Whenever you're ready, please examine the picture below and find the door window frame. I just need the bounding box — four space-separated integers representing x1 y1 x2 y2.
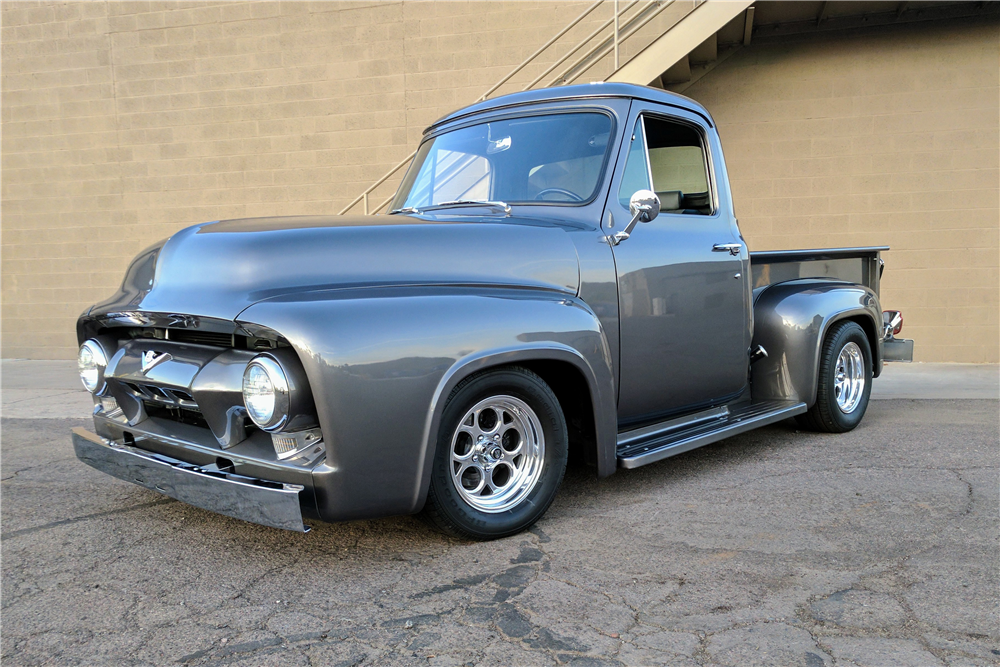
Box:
605 105 722 229
643 114 715 215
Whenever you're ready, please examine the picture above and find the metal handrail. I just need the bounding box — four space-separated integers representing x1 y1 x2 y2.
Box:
476 0 604 102
545 0 655 87
554 0 678 86
614 0 620 69
521 0 642 92
337 149 418 215
342 0 687 215
372 192 396 215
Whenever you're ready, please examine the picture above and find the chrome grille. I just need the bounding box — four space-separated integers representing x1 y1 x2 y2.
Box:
120 326 285 351
102 338 256 441
122 382 198 410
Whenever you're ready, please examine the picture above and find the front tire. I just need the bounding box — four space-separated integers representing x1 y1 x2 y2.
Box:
422 366 568 540
797 320 873 433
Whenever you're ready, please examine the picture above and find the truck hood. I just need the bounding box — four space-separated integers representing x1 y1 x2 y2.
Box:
91 215 581 322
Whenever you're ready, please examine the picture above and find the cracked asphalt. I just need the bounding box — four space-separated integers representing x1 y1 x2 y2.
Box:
2 399 997 666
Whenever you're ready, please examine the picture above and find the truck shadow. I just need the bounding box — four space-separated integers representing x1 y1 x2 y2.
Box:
49 411 880 555
147 416 840 547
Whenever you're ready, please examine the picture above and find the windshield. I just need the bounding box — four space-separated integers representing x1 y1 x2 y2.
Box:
391 112 614 211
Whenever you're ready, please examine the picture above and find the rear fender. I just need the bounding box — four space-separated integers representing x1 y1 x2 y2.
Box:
237 286 616 522
751 280 882 407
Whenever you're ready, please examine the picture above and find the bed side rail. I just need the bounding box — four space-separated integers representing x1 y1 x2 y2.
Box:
750 246 889 295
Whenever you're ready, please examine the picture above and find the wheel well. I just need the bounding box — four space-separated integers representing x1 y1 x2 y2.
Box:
838 314 880 377
517 360 599 473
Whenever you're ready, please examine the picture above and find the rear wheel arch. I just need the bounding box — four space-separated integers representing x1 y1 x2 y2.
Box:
812 309 880 404
751 281 883 407
830 312 882 379
797 319 873 432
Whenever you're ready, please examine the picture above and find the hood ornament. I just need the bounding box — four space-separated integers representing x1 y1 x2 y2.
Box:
141 350 172 374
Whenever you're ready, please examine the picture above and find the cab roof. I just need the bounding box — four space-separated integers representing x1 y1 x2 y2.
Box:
427 82 714 134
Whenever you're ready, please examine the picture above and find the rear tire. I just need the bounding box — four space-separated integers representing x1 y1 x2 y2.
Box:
796 321 872 433
422 366 567 540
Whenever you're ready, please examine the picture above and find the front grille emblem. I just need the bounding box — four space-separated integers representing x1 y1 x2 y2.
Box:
141 350 172 374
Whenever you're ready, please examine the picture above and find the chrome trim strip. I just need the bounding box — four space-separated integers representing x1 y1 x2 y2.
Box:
72 427 309 532
617 405 729 448
749 246 889 262
618 402 806 469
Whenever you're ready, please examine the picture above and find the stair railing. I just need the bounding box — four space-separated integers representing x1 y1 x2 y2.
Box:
339 0 681 215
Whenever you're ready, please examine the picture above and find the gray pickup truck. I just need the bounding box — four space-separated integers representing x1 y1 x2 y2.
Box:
72 83 913 540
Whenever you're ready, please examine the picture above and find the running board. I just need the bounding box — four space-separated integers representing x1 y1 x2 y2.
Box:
617 400 807 469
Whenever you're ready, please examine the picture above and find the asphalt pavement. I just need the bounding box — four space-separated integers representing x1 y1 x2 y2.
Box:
1 363 998 666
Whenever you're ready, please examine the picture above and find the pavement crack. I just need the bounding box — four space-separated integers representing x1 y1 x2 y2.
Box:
801 622 836 665
1 457 77 481
949 468 975 516
2 389 87 406
1 498 175 539
705 463 994 493
692 630 711 665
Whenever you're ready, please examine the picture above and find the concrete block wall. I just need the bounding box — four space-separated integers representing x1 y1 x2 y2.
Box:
685 18 999 363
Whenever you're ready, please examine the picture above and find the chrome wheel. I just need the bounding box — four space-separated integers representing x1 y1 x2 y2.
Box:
449 395 545 513
835 341 865 413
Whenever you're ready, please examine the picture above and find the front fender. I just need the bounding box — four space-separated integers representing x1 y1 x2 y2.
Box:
751 280 882 407
237 286 615 522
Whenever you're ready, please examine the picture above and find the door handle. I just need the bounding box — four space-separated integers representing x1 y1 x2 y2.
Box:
713 243 743 256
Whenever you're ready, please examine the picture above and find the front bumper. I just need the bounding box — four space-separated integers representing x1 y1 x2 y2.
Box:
72 427 310 532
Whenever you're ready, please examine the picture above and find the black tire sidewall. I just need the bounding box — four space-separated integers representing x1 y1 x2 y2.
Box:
818 322 873 431
427 368 567 539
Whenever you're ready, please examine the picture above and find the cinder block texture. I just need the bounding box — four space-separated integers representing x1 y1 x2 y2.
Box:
686 19 999 363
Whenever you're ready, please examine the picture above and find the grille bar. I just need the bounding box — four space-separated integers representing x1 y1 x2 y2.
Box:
167 329 236 347
121 382 199 410
120 326 286 351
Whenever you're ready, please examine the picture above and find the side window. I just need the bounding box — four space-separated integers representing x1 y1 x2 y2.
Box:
617 117 651 208
643 116 712 215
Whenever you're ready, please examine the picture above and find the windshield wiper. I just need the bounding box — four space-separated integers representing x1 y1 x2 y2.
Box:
421 200 511 215
388 206 419 215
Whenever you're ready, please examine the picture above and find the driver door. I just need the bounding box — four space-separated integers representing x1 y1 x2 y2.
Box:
607 107 749 428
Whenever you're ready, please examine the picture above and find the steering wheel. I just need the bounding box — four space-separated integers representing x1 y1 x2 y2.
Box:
535 187 584 202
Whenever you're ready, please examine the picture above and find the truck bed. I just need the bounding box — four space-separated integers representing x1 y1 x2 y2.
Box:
750 246 888 296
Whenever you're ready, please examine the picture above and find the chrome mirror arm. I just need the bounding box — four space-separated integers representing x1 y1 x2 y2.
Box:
611 209 644 245
610 189 660 246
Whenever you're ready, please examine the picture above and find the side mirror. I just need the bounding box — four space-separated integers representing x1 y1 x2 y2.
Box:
629 189 660 223
612 189 660 245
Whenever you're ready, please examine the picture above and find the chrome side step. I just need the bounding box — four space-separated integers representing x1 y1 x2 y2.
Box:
616 400 807 469
617 405 730 448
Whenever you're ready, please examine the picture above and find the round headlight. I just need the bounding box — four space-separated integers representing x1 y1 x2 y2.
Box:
78 340 109 394
242 356 289 430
